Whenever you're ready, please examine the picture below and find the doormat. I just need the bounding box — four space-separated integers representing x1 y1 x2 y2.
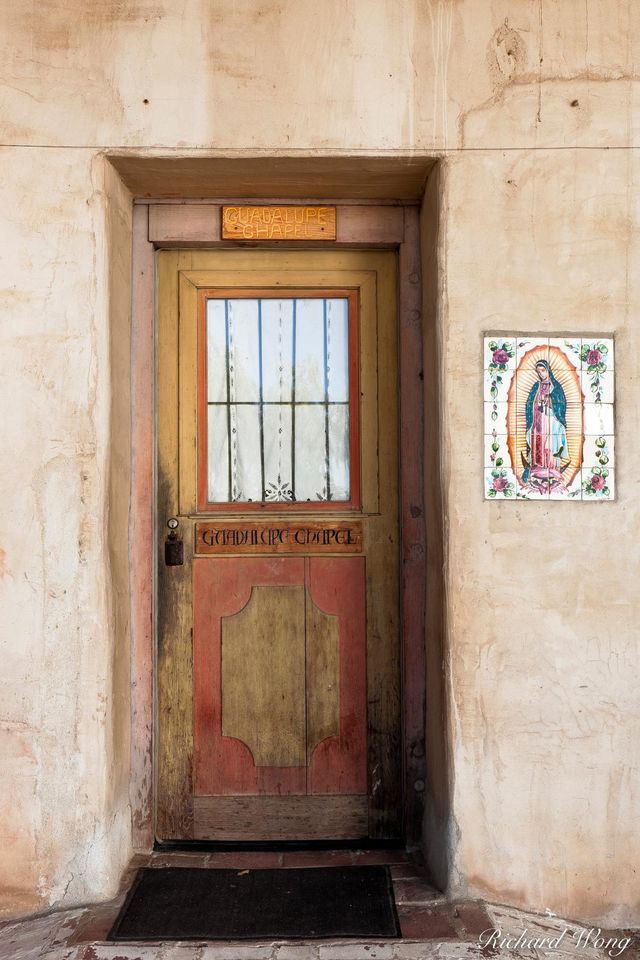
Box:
108 866 400 940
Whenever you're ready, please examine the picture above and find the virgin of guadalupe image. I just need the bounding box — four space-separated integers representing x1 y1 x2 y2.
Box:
521 359 569 493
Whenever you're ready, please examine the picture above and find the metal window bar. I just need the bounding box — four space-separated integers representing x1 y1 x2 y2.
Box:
224 299 232 502
323 298 331 501
257 299 266 499
291 298 297 500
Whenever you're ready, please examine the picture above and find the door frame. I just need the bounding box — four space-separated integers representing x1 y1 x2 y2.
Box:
129 200 426 849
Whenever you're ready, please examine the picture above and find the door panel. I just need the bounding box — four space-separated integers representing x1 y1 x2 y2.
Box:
191 556 368 839
192 795 368 842
222 584 307 768
157 250 399 841
193 558 307 798
192 555 366 799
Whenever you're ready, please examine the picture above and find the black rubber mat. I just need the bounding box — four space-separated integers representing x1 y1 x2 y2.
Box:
108 866 400 940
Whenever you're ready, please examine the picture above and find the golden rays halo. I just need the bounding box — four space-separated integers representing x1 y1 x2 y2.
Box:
507 345 584 488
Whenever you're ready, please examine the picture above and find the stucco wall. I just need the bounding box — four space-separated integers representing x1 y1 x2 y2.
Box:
0 0 638 925
0 149 133 916
442 148 640 926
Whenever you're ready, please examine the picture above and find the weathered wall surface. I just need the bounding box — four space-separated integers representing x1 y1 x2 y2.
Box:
0 149 133 916
442 148 640 926
1 0 638 152
0 0 638 925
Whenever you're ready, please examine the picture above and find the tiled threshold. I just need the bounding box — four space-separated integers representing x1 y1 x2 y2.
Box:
0 851 637 960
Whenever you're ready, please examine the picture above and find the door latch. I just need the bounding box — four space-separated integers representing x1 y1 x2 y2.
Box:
164 517 184 567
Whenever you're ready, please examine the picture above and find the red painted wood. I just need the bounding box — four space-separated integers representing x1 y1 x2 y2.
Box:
193 557 306 796
193 555 367 799
307 556 367 795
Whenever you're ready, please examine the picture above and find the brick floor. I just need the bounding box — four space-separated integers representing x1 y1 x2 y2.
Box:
395 905 458 941
449 902 494 938
392 879 441 904
0 850 637 960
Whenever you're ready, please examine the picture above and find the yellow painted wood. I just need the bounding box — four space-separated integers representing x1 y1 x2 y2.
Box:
174 256 382 520
178 272 199 515
222 585 306 768
364 252 401 837
305 590 340 759
193 795 368 840
156 250 195 839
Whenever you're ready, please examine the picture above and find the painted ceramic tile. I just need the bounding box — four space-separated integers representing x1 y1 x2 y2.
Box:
484 431 513 470
581 369 614 404
515 336 549 368
581 337 614 369
582 467 615 499
484 401 509 435
584 402 614 435
517 482 551 501
484 339 516 432
484 334 616 501
583 435 615 471
484 337 516 370
485 467 517 499
484 367 515 403
550 337 581 374
549 470 582 500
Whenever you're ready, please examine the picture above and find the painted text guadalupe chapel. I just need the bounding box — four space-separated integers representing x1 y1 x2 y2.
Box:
0 1 638 956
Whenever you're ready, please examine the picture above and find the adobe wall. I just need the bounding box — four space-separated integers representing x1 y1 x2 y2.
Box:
0 0 637 925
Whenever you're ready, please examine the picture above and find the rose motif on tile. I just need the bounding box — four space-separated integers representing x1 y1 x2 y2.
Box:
485 428 516 498
483 335 615 501
580 340 610 404
583 467 611 498
486 467 515 498
486 340 514 422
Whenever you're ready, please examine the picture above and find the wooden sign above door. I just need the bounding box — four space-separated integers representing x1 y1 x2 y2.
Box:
222 205 337 241
195 520 362 555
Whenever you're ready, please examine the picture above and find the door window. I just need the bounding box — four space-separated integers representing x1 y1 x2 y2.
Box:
200 291 359 507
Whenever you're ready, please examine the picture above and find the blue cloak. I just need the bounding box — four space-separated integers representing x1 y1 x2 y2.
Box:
522 361 567 483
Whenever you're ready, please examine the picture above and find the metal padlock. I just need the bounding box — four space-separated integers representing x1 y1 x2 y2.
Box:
164 517 184 566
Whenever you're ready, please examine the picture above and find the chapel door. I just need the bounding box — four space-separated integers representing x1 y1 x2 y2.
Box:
156 249 400 841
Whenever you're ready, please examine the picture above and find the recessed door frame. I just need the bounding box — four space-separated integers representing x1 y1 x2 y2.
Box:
129 199 426 850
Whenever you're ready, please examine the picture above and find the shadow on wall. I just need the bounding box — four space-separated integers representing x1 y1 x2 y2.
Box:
419 162 453 893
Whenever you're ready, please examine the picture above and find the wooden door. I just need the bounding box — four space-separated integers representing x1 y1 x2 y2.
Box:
157 250 399 841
